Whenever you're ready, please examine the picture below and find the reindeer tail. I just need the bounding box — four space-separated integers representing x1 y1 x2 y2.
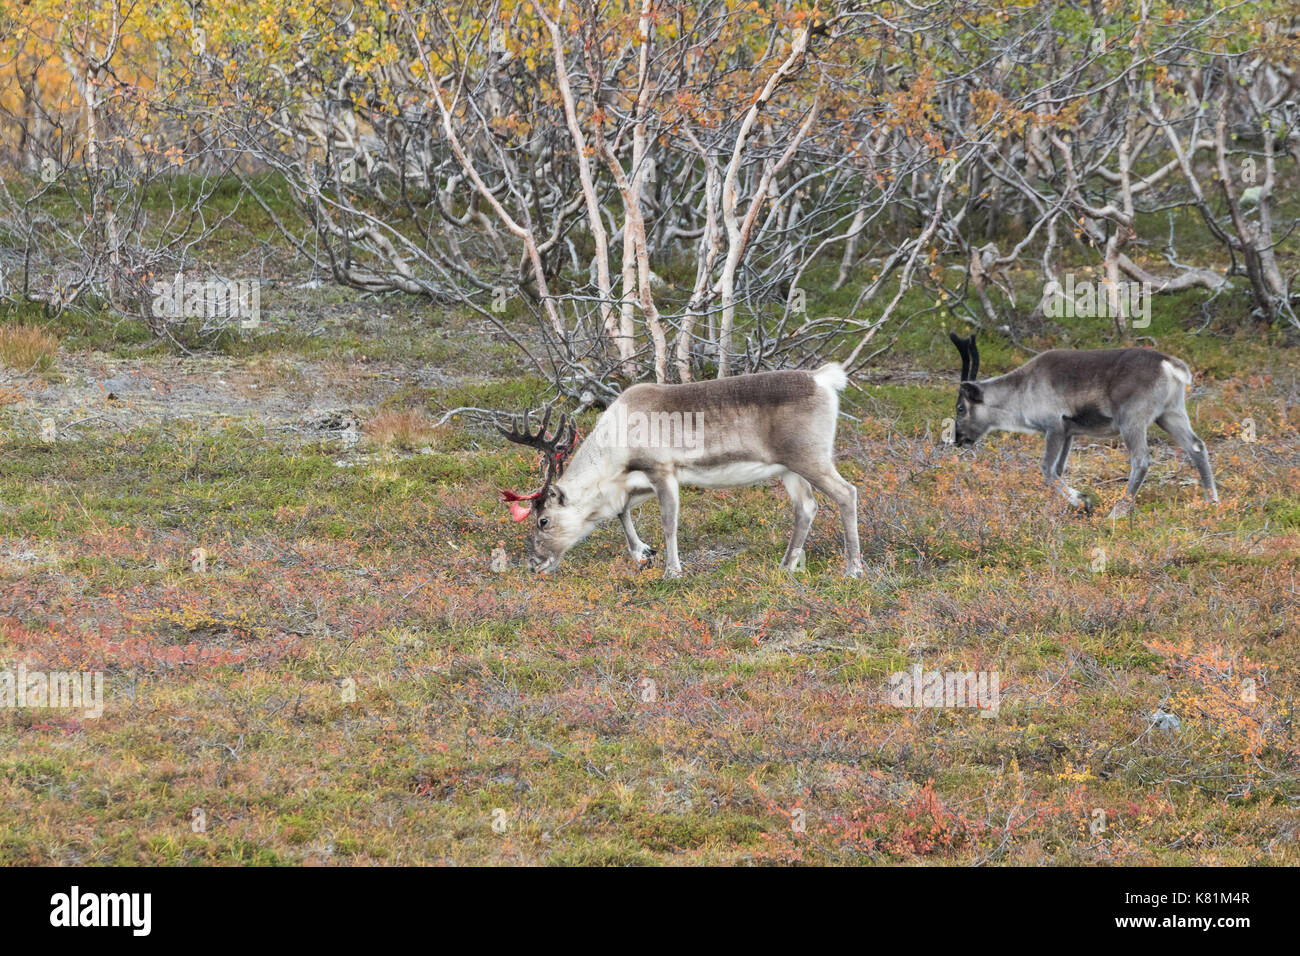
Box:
813 362 849 393
1162 358 1192 386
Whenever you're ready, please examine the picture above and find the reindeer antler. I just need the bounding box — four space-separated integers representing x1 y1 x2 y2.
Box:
496 405 578 520
497 406 577 469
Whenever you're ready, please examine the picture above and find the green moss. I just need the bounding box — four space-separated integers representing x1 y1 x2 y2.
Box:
546 839 660 866
632 812 765 852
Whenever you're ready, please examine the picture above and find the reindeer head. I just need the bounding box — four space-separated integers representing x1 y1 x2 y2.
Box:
948 331 989 446
497 406 582 572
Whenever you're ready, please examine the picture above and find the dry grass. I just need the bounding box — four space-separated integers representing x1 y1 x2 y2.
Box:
365 408 438 450
0 324 59 373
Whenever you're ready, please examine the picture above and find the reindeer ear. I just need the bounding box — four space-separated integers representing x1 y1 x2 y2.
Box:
960 381 984 404
949 331 971 382
965 334 980 380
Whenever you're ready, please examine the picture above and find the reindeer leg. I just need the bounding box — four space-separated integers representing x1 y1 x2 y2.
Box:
649 472 682 579
780 471 817 571
1109 423 1151 519
798 467 862 578
619 493 656 563
1054 433 1074 479
1043 428 1089 513
1158 411 1218 504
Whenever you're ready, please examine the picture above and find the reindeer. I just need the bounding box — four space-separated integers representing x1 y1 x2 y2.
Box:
497 364 863 578
947 332 1218 519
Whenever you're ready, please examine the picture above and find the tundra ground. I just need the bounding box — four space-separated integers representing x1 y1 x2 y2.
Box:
1 281 1298 866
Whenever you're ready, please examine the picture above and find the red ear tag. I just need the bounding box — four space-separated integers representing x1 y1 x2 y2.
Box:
508 501 532 522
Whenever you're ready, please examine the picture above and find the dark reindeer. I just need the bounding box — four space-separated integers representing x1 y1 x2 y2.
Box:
497 364 863 578
948 332 1218 518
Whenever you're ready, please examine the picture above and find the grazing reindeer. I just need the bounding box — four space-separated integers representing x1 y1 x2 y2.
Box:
948 332 1218 519
498 364 863 578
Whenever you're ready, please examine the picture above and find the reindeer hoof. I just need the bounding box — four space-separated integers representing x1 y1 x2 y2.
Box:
845 561 864 579
1107 497 1134 520
639 546 657 562
663 566 682 580
1066 489 1097 520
